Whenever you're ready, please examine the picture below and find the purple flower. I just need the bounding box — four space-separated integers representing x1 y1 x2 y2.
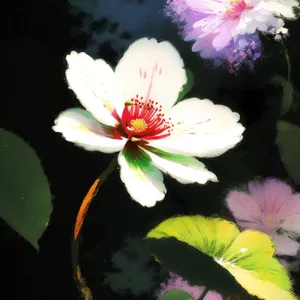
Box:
164 0 262 73
164 0 296 54
218 33 262 74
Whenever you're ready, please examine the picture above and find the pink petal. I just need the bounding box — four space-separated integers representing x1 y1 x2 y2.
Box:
225 191 262 224
281 213 300 235
158 272 203 299
190 33 218 54
277 194 300 219
237 220 265 231
186 0 225 14
204 290 223 300
193 15 224 33
248 178 293 214
212 20 238 51
267 231 300 256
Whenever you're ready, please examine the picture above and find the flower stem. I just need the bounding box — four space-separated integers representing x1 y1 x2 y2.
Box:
198 287 209 300
71 155 118 297
281 41 291 82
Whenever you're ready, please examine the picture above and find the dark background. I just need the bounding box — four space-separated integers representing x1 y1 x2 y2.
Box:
1 0 300 299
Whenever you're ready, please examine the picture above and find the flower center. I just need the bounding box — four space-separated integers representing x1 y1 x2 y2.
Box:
129 118 148 132
121 95 174 141
225 0 252 18
263 216 278 229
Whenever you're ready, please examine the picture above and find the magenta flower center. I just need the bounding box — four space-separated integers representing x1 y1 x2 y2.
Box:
225 0 253 19
120 95 174 140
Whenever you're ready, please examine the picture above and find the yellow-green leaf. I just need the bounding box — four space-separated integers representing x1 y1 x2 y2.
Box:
146 215 240 258
145 215 296 300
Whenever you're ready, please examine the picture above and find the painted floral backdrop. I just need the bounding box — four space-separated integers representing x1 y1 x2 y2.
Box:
1 0 300 299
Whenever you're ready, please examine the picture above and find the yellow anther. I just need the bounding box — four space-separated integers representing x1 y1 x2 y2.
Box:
130 118 148 132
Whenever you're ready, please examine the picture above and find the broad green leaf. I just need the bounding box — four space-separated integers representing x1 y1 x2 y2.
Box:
226 267 297 300
146 215 240 258
269 75 293 116
221 231 290 290
145 215 296 300
177 69 194 103
145 237 245 298
0 129 52 250
160 289 194 300
276 121 300 184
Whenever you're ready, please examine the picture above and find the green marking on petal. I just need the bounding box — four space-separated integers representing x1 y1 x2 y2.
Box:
122 142 161 180
71 108 98 120
143 146 198 166
123 141 152 169
66 108 122 139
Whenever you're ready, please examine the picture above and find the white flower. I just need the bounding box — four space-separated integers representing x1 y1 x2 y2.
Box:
53 38 245 207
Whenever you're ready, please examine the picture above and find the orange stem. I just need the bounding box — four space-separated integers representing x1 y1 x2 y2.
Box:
74 178 101 241
71 156 118 288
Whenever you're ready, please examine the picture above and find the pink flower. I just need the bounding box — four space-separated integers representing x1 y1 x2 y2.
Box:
165 0 298 53
225 178 300 256
157 272 223 299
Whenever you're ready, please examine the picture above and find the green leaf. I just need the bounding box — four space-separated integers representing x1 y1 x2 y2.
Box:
145 215 296 300
145 237 244 298
0 129 52 250
276 121 300 184
160 289 194 300
269 75 293 116
292 5 300 17
177 69 194 103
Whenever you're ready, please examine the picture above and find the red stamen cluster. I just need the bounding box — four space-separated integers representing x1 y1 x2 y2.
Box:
121 94 174 140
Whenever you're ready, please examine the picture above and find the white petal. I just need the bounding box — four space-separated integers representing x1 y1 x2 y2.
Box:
256 0 297 19
236 18 247 35
256 22 268 32
244 19 260 34
118 148 166 207
53 108 126 152
144 148 218 184
148 98 245 158
65 51 123 126
115 38 187 111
